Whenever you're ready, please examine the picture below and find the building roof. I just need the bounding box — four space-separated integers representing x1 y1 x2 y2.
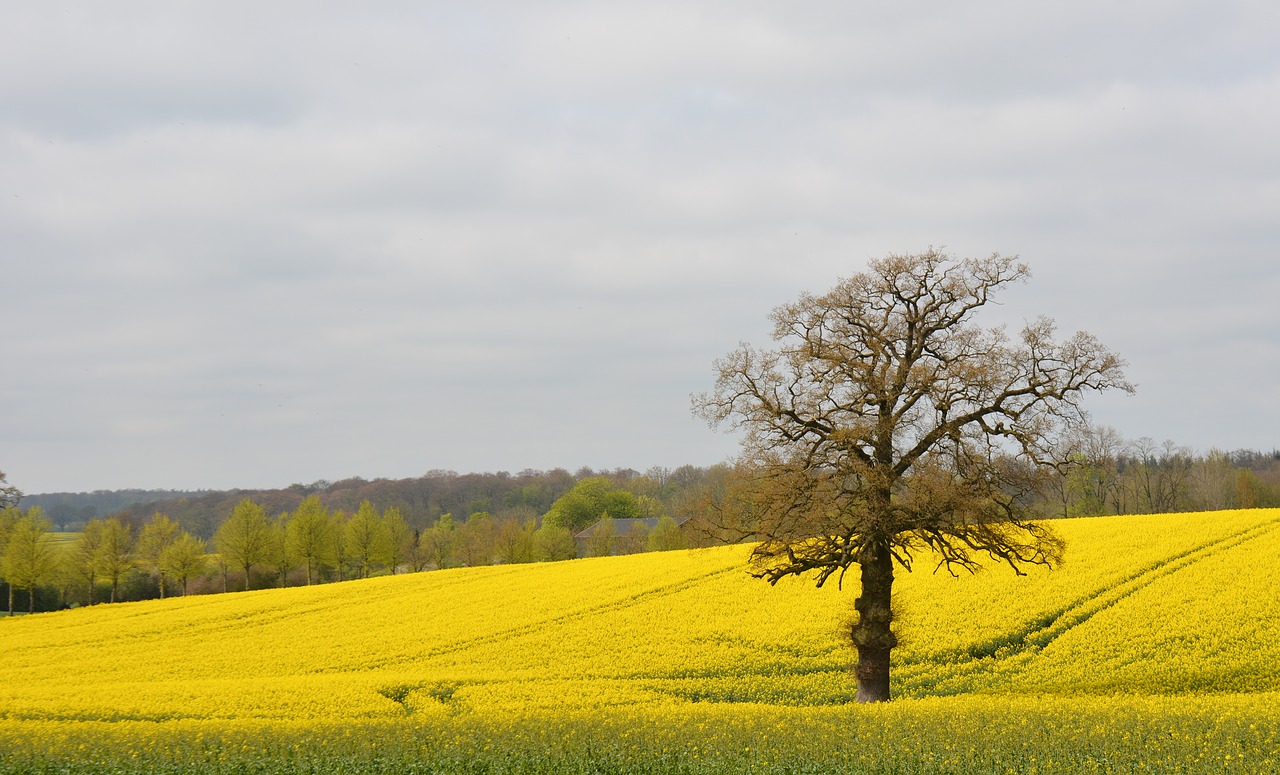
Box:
573 516 686 539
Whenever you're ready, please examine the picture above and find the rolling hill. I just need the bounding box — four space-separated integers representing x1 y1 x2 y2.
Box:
2 508 1278 773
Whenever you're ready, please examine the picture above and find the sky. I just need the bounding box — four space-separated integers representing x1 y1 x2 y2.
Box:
3 1 1278 495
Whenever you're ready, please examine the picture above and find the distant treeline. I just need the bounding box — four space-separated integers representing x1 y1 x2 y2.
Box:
1043 430 1280 517
30 465 721 539
1 468 715 613
26 435 1280 538
22 489 210 528
5 435 1280 614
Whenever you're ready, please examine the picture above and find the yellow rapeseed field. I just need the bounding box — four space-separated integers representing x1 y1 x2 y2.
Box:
2 508 1278 773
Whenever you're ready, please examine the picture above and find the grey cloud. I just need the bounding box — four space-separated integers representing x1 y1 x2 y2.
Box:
2 1 1278 492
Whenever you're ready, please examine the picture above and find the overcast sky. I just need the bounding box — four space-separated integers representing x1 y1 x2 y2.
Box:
3 2 1278 495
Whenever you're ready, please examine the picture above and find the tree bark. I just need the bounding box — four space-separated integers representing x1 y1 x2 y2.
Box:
851 540 896 702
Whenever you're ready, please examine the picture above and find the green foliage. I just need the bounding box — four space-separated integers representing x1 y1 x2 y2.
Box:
264 515 294 587
543 477 642 533
456 512 497 567
2 509 56 614
73 518 107 604
0 470 20 511
158 534 208 596
215 499 271 591
287 496 333 585
535 523 576 562
328 511 349 581
345 501 388 579
381 507 410 573
494 518 538 564
136 514 180 598
423 513 456 570
647 515 686 552
615 521 651 555
0 505 18 577
586 514 617 558
404 529 427 572
95 518 135 604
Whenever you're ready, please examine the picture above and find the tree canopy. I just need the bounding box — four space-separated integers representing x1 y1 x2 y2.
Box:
3 509 56 614
542 477 642 533
215 499 271 591
0 471 20 511
696 249 1132 702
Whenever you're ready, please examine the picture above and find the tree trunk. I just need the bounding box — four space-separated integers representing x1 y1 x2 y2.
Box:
243 565 252 592
851 540 896 702
27 585 36 614
8 584 14 616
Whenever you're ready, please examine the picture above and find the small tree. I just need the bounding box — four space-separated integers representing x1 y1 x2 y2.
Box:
287 496 333 585
160 533 208 596
0 471 20 512
3 510 57 614
52 548 81 609
534 522 577 561
381 507 410 574
73 519 107 605
456 512 496 567
647 515 686 552
494 517 538 564
345 501 387 579
265 514 296 588
328 511 350 581
215 499 271 591
586 514 617 558
136 513 180 599
0 506 18 609
405 529 428 572
424 514 456 570
696 250 1131 702
95 518 135 604
616 521 650 555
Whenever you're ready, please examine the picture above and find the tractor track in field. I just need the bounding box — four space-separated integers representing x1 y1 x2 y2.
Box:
622 514 1280 702
364 560 746 670
949 515 1280 664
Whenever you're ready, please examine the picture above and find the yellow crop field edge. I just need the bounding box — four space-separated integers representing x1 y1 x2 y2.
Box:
1 693 1277 774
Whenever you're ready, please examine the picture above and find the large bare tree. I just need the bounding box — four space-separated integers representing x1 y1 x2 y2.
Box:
695 250 1132 702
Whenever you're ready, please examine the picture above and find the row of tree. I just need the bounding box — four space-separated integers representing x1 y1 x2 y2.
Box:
1046 428 1280 517
1 474 691 613
4 440 1278 614
30 465 716 540
1 507 210 614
